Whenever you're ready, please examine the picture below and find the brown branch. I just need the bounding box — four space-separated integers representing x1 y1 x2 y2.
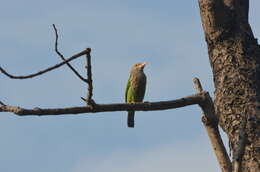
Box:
52 24 88 83
193 77 232 172
193 78 218 124
0 49 89 79
0 93 205 116
85 48 95 106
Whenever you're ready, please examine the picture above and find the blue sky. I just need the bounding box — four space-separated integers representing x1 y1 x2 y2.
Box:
0 1 259 172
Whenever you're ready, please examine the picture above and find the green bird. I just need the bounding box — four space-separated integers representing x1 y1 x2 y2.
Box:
125 62 147 128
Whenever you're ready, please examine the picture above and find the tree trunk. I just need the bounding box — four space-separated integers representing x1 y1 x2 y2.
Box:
198 0 260 171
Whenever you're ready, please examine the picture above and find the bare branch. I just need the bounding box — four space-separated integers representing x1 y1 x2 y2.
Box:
193 77 232 172
81 97 87 102
0 93 205 116
0 101 6 106
85 48 95 106
193 78 218 124
52 24 88 83
193 77 204 93
0 49 89 79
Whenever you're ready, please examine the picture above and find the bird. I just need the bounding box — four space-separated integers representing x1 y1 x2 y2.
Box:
125 62 147 128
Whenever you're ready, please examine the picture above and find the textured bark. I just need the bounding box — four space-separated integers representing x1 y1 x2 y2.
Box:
198 0 260 171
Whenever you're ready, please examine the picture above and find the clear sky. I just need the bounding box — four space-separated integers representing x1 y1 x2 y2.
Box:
0 1 259 172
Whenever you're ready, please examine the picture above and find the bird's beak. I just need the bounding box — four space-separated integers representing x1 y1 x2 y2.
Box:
140 62 147 68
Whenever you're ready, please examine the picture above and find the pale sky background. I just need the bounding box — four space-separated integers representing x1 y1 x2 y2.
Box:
0 1 259 172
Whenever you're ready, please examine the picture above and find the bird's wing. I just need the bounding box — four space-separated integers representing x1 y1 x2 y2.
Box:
125 77 131 102
138 75 147 102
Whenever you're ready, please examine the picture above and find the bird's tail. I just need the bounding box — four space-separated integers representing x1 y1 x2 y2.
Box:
127 111 135 128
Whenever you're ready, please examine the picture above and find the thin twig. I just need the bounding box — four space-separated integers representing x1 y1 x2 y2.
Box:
0 92 205 115
85 48 95 106
81 97 87 102
193 77 203 93
0 49 89 79
0 101 6 106
52 24 88 83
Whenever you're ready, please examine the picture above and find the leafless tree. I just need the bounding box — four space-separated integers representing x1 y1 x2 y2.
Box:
1 1 259 172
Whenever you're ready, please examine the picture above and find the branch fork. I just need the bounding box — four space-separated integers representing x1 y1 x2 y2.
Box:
1 25 234 172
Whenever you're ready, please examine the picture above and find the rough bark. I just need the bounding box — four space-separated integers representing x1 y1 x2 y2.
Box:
198 0 260 171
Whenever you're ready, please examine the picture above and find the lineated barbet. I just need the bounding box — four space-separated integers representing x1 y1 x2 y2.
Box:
125 62 147 128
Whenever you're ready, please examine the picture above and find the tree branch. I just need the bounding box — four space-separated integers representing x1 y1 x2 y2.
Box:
52 24 88 83
0 49 89 79
193 77 232 172
0 93 205 116
0 101 6 106
85 48 95 106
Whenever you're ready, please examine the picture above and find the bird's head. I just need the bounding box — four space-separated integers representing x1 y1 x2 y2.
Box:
132 62 147 71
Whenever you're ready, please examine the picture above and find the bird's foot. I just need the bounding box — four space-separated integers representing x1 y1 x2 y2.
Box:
128 102 137 104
